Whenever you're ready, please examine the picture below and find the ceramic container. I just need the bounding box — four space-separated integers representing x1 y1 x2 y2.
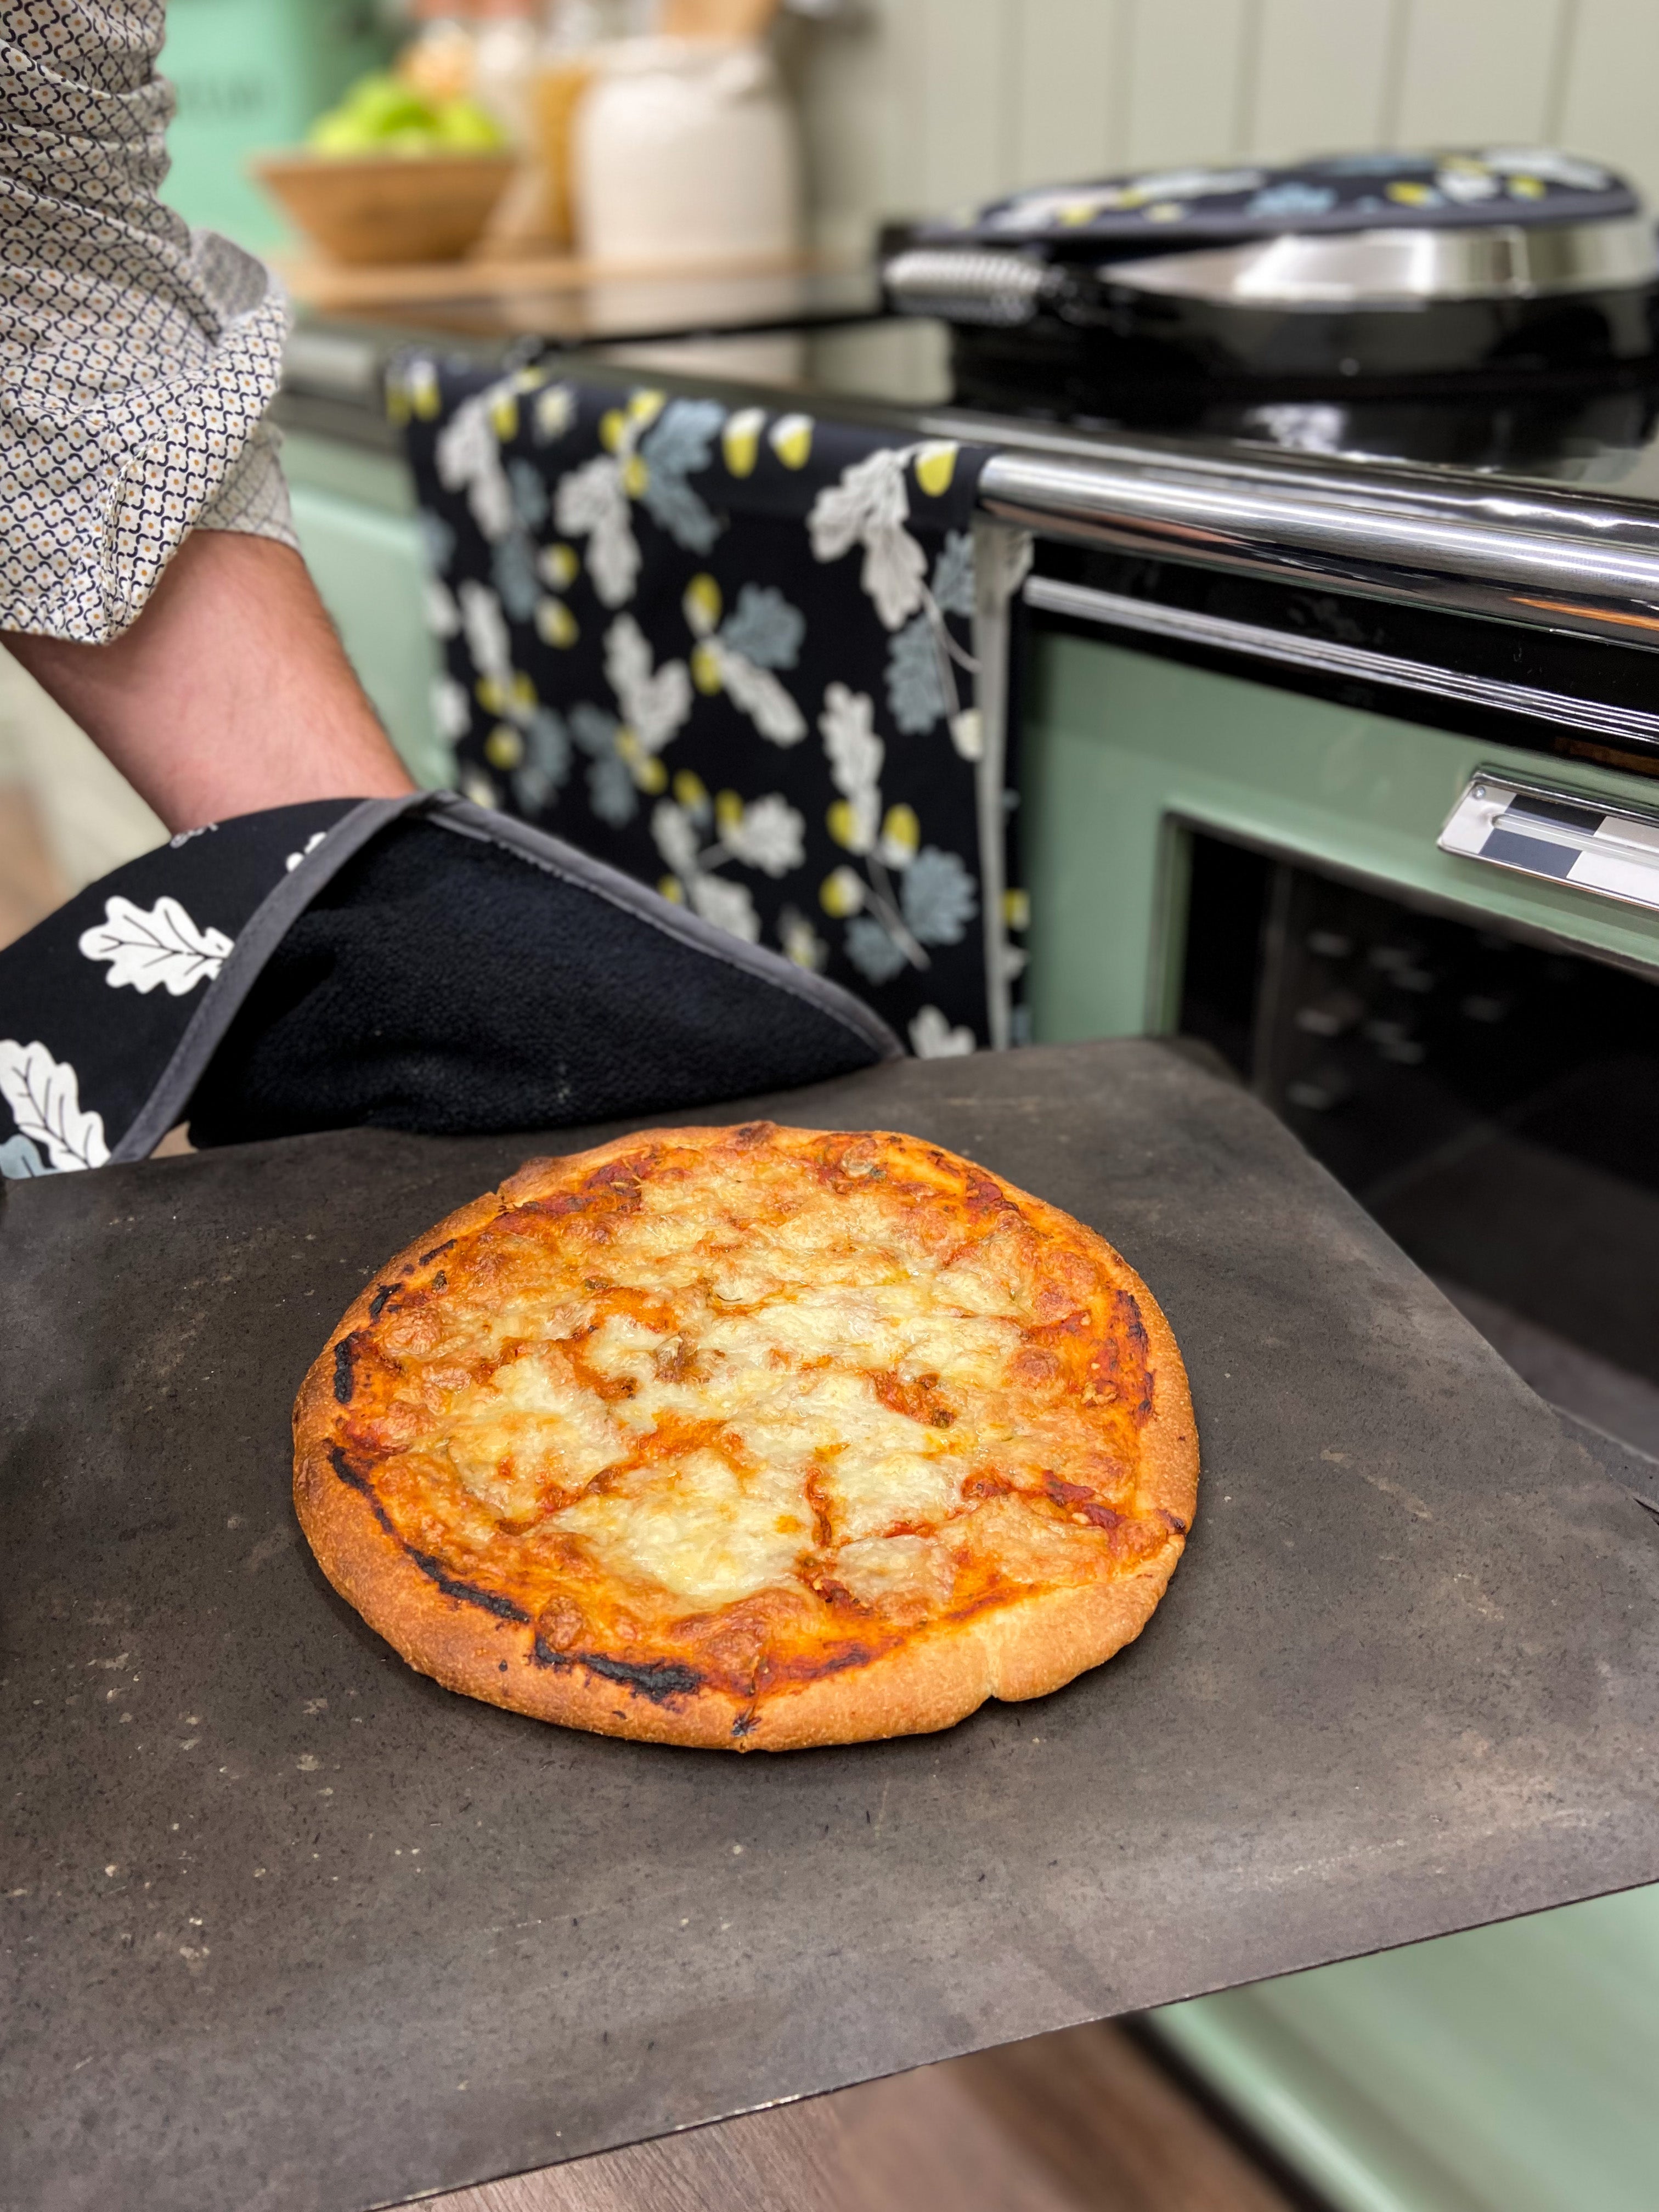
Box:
573 36 798 265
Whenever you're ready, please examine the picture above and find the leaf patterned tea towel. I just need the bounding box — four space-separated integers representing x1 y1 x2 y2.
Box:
398 365 1028 1057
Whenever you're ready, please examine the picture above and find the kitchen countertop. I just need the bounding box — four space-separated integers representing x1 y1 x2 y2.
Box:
7 1037 1659 2212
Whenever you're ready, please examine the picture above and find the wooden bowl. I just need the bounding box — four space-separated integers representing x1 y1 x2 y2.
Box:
253 150 517 266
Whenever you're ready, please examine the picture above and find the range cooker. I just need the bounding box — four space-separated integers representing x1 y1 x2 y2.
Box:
275 207 1659 2205
875 148 1659 1466
285 171 1659 1611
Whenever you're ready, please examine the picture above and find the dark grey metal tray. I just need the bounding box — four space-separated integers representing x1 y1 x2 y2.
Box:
5 1040 1659 2212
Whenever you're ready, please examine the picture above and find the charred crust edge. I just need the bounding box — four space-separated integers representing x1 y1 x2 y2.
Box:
328 1443 529 1623
531 1639 703 1704
328 1443 398 1541
404 1544 531 1623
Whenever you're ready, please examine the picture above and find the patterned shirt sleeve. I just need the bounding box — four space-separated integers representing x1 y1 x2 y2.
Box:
0 0 298 645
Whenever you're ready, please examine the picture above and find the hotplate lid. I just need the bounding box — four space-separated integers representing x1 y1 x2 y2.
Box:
916 148 1644 258
887 150 1659 425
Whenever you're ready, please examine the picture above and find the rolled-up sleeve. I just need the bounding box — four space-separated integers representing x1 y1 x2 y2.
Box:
0 0 297 644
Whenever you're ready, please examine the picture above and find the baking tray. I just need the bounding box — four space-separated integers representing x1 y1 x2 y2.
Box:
5 1039 1659 2212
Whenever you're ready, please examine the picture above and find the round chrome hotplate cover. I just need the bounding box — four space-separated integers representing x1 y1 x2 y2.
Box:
1112 215 1658 307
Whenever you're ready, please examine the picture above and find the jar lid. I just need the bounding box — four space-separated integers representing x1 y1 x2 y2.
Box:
595 32 775 75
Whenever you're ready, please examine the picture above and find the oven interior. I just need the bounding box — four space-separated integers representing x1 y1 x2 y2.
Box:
1178 830 1659 1460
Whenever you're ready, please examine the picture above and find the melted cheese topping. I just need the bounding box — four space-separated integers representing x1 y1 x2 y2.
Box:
337 1125 1170 1696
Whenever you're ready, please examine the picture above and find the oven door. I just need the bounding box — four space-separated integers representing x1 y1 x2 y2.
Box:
1021 608 1659 1045
1019 599 1659 2212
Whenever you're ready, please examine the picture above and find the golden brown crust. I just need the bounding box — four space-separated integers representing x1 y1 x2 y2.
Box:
294 1123 1199 1751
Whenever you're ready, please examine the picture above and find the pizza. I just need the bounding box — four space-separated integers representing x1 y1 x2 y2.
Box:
294 1121 1198 1751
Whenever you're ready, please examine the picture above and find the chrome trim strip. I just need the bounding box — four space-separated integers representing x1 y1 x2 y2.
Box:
970 520 1028 1051
1024 573 1659 747
1449 763 1659 830
985 449 1659 596
1111 217 1658 306
980 448 1659 651
950 408 1659 550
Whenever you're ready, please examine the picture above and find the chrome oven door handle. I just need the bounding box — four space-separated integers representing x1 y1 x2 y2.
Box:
1440 771 1659 912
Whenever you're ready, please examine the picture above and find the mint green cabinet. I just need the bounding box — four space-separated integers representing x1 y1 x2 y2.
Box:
158 0 390 251
1157 1889 1659 2212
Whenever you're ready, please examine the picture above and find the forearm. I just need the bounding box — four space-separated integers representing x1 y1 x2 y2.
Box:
5 532 415 833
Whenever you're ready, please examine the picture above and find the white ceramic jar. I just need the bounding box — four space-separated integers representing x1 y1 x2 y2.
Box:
573 37 799 264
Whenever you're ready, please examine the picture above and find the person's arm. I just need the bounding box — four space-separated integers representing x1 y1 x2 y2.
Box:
5 531 414 833
0 9 415 830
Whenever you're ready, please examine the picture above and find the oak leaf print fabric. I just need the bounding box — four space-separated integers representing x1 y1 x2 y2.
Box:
0 1040 108 1170
0 800 358 1175
78 896 233 995
402 366 1025 1050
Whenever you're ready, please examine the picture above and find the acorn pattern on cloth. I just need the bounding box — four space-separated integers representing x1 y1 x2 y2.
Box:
0 0 297 641
399 364 1026 1057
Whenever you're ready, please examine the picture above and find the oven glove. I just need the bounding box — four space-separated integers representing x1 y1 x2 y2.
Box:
0 792 901 1176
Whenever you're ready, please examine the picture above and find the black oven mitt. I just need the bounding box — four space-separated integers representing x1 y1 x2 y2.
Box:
0 793 899 1178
